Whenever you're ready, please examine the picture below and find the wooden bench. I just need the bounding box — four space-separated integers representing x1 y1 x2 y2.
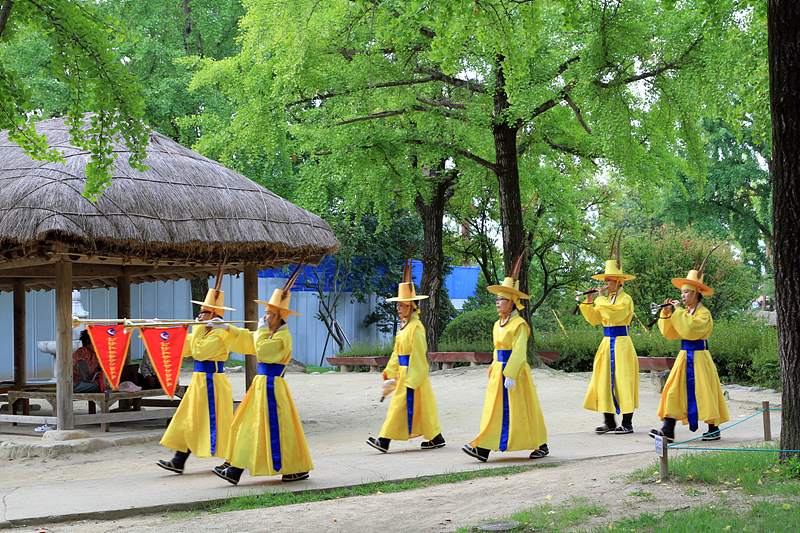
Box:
4 387 184 432
638 357 677 372
326 356 390 373
428 351 561 370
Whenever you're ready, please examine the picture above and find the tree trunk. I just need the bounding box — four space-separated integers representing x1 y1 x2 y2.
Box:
492 55 539 364
768 0 800 461
190 276 208 317
415 174 454 355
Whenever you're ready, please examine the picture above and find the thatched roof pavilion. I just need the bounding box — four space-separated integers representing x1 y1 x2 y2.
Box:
0 116 340 430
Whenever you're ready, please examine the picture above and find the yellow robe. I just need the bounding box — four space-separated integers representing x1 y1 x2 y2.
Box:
657 305 729 427
379 316 442 441
581 289 639 414
470 313 548 451
223 325 314 476
160 325 233 459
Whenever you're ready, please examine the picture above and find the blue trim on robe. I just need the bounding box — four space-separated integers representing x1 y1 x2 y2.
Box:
194 361 224 455
497 349 512 452
603 326 628 415
398 355 413 435
258 363 287 471
681 339 707 432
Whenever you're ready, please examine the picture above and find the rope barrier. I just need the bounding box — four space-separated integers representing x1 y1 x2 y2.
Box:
657 400 798 480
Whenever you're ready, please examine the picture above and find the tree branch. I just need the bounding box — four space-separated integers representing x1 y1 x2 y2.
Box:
564 94 591 134
411 67 488 93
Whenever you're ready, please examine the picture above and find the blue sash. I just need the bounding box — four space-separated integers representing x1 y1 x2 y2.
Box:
194 361 225 455
497 349 512 452
681 339 708 432
258 363 287 470
603 326 627 415
398 355 414 435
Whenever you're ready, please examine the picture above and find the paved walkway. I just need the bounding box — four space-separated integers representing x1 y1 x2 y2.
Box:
0 370 783 528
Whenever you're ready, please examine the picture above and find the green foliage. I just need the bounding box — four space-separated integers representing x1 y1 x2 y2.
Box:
336 340 393 359
621 225 759 319
659 119 772 271
0 0 149 199
537 315 778 386
441 307 498 348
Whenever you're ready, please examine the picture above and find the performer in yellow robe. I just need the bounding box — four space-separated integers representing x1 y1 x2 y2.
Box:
580 240 639 435
157 284 235 473
210 266 314 484
462 251 548 462
650 255 729 443
367 260 444 452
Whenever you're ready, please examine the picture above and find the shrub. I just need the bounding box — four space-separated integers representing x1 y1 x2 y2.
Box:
441 307 498 346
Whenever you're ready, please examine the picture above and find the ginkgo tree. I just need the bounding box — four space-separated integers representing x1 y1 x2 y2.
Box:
188 0 746 349
0 0 151 199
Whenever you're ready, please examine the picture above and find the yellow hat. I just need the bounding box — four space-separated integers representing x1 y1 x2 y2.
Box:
190 289 236 316
386 281 429 302
487 277 530 300
671 270 713 296
591 260 636 281
386 255 429 302
671 246 717 296
256 289 302 319
256 262 306 320
591 230 635 281
487 245 530 306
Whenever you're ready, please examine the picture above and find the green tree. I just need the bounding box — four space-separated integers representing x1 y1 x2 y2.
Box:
660 119 772 271
622 225 758 321
188 0 744 353
0 0 149 198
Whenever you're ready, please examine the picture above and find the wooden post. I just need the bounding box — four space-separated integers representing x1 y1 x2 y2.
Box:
763 400 772 441
659 440 669 481
56 259 74 430
243 265 258 390
117 273 131 363
13 280 25 387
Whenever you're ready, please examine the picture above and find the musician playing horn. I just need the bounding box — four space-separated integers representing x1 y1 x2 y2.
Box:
581 234 639 435
649 250 729 443
366 258 446 453
157 271 235 474
209 264 314 484
462 248 549 462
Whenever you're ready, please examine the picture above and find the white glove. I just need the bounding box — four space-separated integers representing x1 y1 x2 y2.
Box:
504 377 515 390
257 316 270 329
207 317 229 331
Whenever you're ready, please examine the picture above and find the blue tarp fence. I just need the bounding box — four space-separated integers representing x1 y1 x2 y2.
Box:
260 260 479 303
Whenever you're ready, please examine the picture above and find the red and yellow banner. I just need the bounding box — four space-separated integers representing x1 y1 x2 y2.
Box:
139 325 188 398
86 324 132 391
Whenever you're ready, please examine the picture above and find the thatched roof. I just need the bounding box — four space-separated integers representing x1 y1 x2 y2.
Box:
0 116 340 291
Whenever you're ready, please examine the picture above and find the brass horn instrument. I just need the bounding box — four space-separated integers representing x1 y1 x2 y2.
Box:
571 289 599 315
647 302 673 328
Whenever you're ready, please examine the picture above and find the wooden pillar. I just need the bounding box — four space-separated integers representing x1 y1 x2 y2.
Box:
243 265 258 390
13 280 26 387
56 259 74 430
117 273 131 363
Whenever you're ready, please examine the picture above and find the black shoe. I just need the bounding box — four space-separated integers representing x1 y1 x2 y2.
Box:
462 444 489 462
614 426 634 435
530 443 549 459
702 429 721 441
595 423 615 434
421 434 446 449
213 466 243 485
282 472 310 482
366 437 390 453
157 450 190 474
648 428 674 443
